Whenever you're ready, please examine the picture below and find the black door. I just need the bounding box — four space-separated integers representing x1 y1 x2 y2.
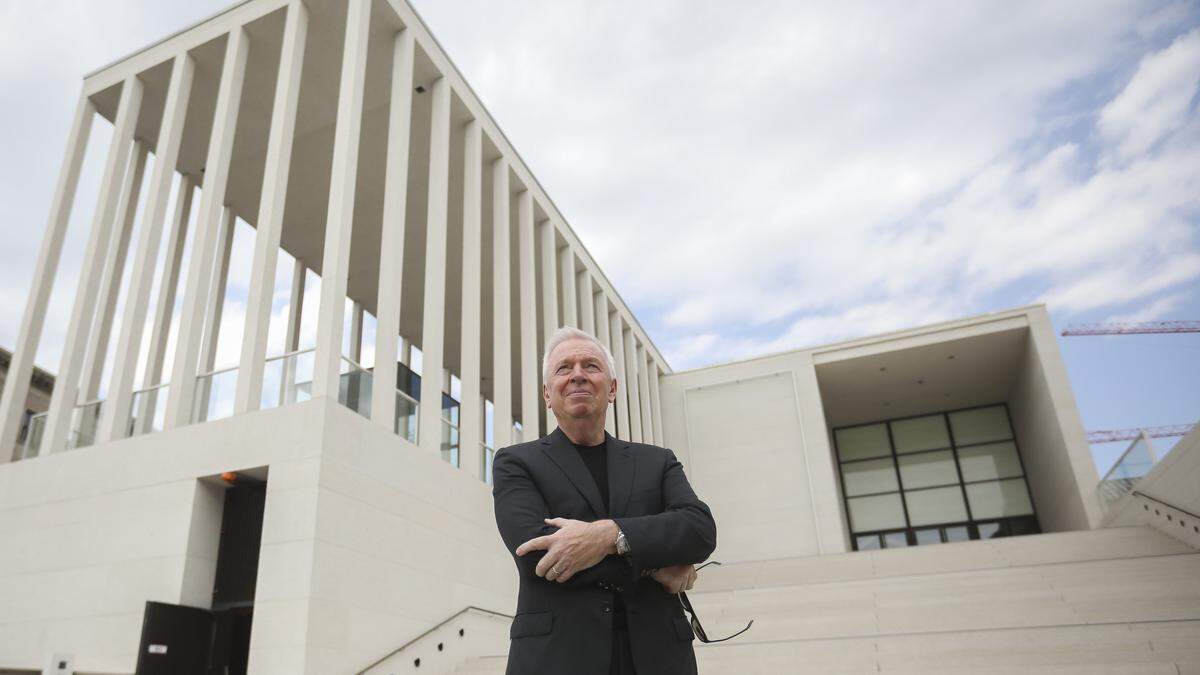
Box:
134 601 214 675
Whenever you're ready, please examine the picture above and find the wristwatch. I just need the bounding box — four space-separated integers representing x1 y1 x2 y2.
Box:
615 527 631 557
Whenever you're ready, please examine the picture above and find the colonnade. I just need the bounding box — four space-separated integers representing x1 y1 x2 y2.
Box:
0 0 668 477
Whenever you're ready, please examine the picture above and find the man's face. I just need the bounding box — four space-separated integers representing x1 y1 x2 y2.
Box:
543 338 617 426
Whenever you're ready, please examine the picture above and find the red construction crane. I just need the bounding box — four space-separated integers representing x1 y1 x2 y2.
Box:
1085 424 1195 444
1062 321 1200 336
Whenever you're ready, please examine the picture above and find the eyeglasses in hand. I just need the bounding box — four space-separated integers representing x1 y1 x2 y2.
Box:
677 561 754 643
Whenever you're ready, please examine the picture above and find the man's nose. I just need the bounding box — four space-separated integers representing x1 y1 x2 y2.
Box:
569 365 588 381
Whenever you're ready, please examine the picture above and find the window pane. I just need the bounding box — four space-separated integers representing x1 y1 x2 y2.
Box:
966 479 1034 519
905 486 968 526
843 457 899 496
847 493 906 532
836 424 891 461
882 531 909 548
949 406 1012 446
958 441 1023 481
914 528 942 545
856 534 882 550
944 525 970 542
898 450 959 489
977 522 1001 539
891 415 950 453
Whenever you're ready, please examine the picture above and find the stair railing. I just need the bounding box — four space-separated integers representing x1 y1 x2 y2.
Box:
355 605 513 674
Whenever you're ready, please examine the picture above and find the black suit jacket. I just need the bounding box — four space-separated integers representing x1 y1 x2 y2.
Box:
492 428 717 675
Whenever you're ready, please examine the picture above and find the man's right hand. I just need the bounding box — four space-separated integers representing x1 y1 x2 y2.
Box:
651 564 697 594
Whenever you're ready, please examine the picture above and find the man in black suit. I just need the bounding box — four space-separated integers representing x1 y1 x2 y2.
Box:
492 327 717 675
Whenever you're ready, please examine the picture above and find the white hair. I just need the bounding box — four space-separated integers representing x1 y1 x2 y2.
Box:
542 327 618 383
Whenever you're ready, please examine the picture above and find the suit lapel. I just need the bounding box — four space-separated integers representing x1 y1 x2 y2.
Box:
607 433 636 518
541 428 606 517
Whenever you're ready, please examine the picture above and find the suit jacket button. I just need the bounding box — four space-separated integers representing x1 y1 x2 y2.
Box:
601 602 613 614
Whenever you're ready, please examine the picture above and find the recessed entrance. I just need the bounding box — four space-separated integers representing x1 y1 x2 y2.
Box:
134 472 266 675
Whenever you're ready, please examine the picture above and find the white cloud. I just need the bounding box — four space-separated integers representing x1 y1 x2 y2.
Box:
1099 28 1200 163
1 0 1198 381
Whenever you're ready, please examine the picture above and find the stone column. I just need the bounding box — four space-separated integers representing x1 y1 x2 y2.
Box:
42 76 143 454
371 28 415 432
609 312 630 441
637 342 653 446
281 258 306 406
0 92 94 459
417 76 452 456
538 220 558 434
648 359 664 446
559 245 577 327
578 270 594 335
311 0 371 401
195 208 236 422
594 293 616 436
623 326 643 442
348 302 364 363
491 158 513 449
164 27 249 429
459 119 484 475
199 208 236 376
517 191 540 441
233 0 308 414
133 176 194 434
79 141 148 403
98 53 195 442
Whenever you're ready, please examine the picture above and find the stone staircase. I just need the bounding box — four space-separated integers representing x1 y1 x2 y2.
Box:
453 526 1200 674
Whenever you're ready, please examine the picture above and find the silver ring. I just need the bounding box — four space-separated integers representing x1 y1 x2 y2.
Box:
551 565 562 576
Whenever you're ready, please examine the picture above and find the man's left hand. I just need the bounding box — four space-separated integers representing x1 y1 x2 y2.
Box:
516 517 618 583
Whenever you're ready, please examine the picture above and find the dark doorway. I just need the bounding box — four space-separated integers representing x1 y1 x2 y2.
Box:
210 479 267 674
134 477 266 675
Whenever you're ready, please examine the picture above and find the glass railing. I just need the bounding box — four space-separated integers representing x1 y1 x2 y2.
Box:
193 366 238 424
68 399 104 449
261 348 315 410
338 357 373 419
395 390 418 444
441 418 460 467
130 383 169 437
1098 432 1158 509
482 443 495 484
21 411 47 459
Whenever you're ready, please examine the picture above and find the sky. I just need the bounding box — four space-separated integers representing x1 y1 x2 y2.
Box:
0 0 1197 473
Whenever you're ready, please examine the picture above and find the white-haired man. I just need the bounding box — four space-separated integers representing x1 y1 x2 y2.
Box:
492 327 717 675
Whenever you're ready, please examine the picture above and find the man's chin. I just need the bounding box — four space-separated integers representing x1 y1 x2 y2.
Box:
557 404 600 420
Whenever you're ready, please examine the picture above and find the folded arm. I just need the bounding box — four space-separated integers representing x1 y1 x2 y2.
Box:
492 450 637 588
613 449 717 572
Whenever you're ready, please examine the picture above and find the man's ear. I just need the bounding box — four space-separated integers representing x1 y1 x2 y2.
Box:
609 377 618 402
543 383 552 409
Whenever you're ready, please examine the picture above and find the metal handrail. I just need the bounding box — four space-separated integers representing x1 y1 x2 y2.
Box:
264 346 316 363
354 605 512 675
341 354 370 372
197 363 240 379
131 381 170 395
1133 490 1200 521
396 387 419 406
